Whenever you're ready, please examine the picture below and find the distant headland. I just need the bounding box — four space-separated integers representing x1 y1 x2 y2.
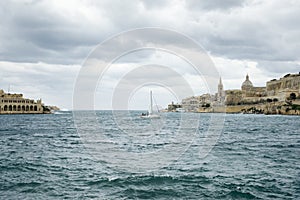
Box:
168 72 300 115
0 89 59 114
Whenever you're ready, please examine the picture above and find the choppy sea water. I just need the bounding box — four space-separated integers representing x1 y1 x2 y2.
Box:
0 111 299 199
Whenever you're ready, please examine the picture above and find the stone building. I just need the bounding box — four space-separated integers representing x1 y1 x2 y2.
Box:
168 72 300 113
167 102 182 112
266 73 300 100
216 78 225 103
182 94 212 112
241 74 253 91
225 90 243 105
241 74 267 98
225 73 300 107
0 89 45 114
181 96 201 112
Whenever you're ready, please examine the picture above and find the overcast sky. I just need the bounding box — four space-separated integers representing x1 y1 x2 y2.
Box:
0 0 299 110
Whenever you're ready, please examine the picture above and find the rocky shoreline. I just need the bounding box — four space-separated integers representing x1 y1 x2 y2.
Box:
195 100 300 115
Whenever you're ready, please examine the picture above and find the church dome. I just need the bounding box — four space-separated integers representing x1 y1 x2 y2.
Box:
242 74 253 90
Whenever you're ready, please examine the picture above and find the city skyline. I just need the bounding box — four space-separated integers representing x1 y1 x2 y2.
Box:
0 0 299 110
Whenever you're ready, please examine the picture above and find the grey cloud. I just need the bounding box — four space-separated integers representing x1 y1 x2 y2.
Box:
257 61 300 75
88 28 205 63
0 1 106 64
0 62 80 109
2 0 300 110
185 0 247 11
140 0 169 9
0 0 166 64
0 0 299 72
189 1 300 63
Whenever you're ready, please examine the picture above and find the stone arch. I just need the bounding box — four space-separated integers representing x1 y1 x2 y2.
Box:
17 105 21 111
30 105 33 111
34 105 37 111
26 105 29 111
9 105 12 111
13 105 16 111
4 105 7 111
22 105 25 111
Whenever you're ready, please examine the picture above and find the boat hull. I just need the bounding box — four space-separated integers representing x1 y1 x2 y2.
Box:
140 114 160 119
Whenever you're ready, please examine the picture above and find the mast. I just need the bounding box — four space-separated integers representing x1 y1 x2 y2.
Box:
149 90 153 115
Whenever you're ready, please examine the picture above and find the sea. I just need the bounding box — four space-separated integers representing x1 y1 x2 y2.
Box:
0 111 299 199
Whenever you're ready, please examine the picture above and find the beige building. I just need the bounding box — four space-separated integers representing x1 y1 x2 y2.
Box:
181 78 225 111
0 89 45 114
225 73 300 105
182 96 201 112
241 74 267 98
225 90 243 105
266 73 300 101
215 78 225 104
169 72 300 113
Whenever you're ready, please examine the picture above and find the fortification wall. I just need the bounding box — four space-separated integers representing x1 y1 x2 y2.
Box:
267 74 300 96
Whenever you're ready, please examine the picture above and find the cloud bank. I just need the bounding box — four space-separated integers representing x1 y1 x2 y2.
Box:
0 0 299 109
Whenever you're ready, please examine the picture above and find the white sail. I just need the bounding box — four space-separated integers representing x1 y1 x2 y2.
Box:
149 90 153 115
141 90 160 119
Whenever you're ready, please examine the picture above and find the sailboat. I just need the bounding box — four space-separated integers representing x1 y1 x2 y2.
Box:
140 90 160 119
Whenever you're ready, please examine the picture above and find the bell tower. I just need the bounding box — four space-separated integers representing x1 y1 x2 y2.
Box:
217 77 225 102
